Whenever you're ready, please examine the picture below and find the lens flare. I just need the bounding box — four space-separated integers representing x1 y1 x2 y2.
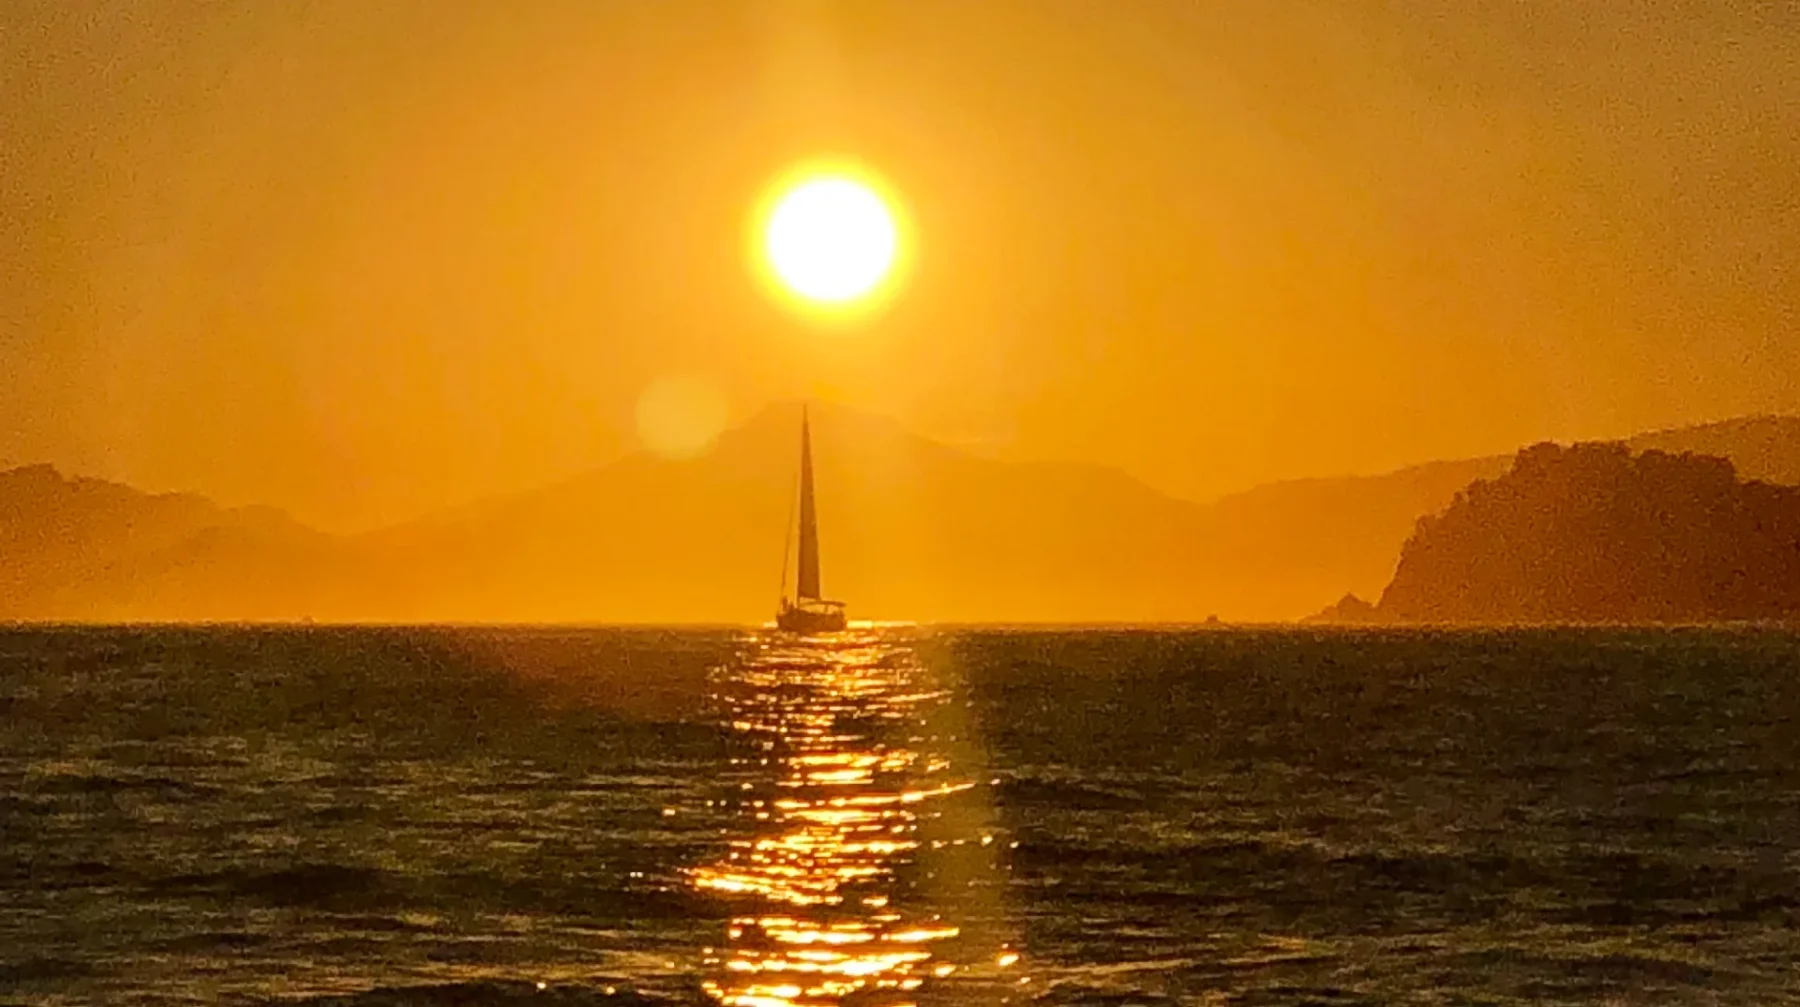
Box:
636 374 728 459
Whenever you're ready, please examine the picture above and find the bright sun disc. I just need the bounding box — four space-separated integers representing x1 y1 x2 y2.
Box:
763 174 899 306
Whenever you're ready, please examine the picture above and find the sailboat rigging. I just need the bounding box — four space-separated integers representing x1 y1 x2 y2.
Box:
777 406 848 633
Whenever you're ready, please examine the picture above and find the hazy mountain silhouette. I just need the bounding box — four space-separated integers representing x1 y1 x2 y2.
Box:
0 464 324 620
1373 442 1800 624
344 403 1217 623
1201 456 1514 606
1628 415 1800 485
2 409 1796 623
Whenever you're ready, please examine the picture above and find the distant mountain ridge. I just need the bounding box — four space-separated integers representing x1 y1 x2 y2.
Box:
0 464 317 620
1627 415 1800 485
1 411 1795 623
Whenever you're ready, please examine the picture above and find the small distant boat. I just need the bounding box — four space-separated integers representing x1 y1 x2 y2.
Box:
776 407 848 633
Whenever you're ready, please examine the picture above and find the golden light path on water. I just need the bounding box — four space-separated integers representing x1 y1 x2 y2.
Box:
689 628 1025 1007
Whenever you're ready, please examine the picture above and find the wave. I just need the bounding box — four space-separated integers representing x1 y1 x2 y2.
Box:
17 772 221 799
145 863 725 921
270 981 673 1006
994 776 1149 811
0 956 95 987
1010 838 1799 929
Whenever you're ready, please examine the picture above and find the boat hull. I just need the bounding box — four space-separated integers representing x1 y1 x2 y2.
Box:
776 603 847 634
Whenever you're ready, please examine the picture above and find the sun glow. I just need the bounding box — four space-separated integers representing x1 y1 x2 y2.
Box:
755 166 905 316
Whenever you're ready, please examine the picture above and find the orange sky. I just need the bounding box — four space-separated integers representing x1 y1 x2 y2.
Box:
4 0 1797 531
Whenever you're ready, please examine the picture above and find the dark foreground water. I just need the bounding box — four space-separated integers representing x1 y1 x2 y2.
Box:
3 627 1799 1005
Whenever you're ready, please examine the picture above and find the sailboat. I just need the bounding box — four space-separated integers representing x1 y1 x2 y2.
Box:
777 406 848 633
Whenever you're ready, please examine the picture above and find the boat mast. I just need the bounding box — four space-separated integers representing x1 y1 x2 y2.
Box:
777 464 796 609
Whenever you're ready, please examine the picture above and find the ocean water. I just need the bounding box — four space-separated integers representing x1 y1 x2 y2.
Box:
2 626 1799 1005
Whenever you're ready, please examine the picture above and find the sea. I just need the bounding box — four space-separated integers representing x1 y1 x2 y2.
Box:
2 626 1799 1005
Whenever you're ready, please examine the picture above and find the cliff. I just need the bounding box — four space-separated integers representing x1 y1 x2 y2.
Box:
1377 443 1800 624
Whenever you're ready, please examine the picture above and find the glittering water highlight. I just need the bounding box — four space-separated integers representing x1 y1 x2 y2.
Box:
692 629 1024 1006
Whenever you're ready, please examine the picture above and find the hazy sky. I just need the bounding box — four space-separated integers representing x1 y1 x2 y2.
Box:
4 0 1797 530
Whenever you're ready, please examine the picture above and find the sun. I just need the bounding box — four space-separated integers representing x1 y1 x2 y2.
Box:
756 167 903 312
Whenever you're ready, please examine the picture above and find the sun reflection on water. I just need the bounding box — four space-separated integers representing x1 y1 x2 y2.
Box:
690 629 1018 1007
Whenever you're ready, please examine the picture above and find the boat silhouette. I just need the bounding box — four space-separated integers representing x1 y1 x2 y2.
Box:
776 406 848 633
